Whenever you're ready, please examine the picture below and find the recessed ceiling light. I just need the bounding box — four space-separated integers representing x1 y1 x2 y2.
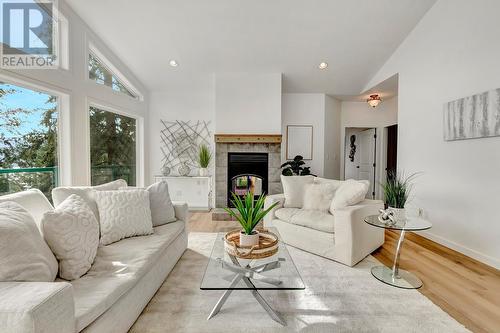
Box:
318 62 328 69
169 60 178 67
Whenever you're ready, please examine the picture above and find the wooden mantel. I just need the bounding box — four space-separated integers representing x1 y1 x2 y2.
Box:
214 134 282 144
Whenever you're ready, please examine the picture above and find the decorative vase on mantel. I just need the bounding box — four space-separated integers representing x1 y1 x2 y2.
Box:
239 230 260 247
178 163 191 176
199 167 208 177
161 165 171 176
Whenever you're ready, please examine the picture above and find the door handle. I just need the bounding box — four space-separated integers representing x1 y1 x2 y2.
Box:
356 166 360 169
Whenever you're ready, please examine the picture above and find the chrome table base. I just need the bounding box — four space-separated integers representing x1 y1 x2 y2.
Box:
207 255 286 325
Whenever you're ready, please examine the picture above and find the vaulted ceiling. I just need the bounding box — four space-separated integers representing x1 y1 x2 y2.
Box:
66 0 435 95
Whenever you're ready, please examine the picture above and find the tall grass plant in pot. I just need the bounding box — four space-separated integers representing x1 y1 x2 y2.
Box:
198 144 211 176
381 170 419 222
224 192 279 246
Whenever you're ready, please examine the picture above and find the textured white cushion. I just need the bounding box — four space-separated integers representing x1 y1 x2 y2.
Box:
52 179 128 221
275 207 335 233
330 179 370 212
41 195 99 280
280 175 314 208
313 177 344 189
120 181 176 226
0 201 58 282
303 183 337 212
95 190 154 245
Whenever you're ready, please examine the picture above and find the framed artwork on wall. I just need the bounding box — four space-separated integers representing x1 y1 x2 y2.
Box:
286 125 313 160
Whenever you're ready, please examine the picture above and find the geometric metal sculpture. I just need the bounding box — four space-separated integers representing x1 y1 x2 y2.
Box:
160 120 212 173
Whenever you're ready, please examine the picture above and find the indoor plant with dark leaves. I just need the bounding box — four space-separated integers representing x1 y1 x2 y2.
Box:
280 155 312 176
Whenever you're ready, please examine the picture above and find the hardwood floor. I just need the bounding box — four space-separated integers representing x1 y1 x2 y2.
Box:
188 212 500 333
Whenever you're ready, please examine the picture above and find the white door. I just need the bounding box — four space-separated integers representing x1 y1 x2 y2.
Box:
357 129 376 198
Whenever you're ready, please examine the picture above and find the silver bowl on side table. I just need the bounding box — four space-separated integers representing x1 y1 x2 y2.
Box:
364 215 432 289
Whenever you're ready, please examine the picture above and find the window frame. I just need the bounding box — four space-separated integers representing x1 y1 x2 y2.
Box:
86 100 144 187
0 73 72 187
87 43 143 101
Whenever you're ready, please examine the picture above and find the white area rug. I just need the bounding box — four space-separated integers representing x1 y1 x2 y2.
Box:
130 232 469 333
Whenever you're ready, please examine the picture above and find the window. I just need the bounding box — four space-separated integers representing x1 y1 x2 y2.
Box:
89 106 136 186
0 82 58 199
88 53 137 98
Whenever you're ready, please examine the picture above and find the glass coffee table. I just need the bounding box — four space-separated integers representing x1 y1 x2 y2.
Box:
200 228 305 326
364 215 432 289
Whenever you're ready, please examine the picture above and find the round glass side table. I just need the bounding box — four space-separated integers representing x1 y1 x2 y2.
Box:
364 215 432 289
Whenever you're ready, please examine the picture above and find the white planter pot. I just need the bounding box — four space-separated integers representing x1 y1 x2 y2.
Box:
389 207 407 222
239 230 259 247
199 168 208 176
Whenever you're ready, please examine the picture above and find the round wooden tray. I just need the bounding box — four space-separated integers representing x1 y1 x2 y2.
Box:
224 229 279 259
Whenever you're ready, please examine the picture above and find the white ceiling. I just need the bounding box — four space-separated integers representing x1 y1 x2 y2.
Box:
66 0 435 95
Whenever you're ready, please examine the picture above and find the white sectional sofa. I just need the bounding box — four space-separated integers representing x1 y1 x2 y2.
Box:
0 188 188 333
264 177 384 267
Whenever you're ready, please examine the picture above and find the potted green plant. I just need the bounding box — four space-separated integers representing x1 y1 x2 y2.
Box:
381 170 419 222
224 192 279 246
198 144 211 176
280 155 312 176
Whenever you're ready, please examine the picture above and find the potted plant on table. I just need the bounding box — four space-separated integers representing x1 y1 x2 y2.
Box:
224 192 279 246
198 144 211 176
381 170 419 222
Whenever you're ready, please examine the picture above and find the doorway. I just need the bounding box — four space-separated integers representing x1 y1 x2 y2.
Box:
344 128 377 199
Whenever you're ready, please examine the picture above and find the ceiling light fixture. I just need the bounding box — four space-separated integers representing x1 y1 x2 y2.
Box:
367 94 382 108
318 62 328 69
169 60 178 67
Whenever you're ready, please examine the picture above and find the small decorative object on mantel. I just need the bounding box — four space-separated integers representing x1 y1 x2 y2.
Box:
161 164 171 176
178 162 191 176
224 228 279 259
443 88 500 141
280 155 313 176
224 192 279 248
198 144 211 176
381 170 420 222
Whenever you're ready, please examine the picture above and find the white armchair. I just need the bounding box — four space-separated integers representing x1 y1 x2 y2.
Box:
264 194 384 267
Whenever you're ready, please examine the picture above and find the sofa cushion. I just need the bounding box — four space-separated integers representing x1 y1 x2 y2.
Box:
275 207 335 233
313 177 344 189
69 220 185 332
330 179 370 212
41 194 99 280
0 201 58 282
0 189 53 231
94 190 154 245
281 175 314 208
52 179 128 221
303 183 337 212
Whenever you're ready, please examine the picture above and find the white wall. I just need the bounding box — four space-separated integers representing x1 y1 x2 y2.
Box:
340 96 398 197
215 73 282 134
324 95 342 179
0 0 149 186
282 94 326 176
365 0 500 268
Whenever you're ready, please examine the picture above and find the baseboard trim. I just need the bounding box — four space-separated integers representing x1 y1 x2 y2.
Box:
418 230 500 270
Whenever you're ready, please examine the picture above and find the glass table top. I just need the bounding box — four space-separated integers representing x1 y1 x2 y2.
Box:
200 228 305 290
364 215 432 231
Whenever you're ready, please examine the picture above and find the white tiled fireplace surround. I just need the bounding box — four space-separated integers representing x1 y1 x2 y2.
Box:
215 142 282 208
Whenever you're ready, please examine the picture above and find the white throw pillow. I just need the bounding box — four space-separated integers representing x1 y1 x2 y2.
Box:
120 181 176 226
303 183 337 212
281 175 314 208
52 179 128 221
330 179 369 212
95 190 154 245
0 201 58 282
41 194 99 280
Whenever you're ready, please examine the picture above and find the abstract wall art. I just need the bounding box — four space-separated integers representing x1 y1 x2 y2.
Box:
443 88 500 141
160 120 212 174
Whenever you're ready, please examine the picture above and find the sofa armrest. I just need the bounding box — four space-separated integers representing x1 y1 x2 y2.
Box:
0 282 75 333
263 194 285 228
333 199 385 266
172 201 189 222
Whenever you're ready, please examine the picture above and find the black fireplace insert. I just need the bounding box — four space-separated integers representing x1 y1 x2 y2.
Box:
227 152 268 207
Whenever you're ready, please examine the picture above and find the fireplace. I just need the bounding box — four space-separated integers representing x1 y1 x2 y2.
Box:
227 152 268 207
